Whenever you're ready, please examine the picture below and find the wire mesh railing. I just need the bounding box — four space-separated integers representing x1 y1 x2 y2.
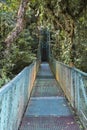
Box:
0 60 40 130
49 57 87 129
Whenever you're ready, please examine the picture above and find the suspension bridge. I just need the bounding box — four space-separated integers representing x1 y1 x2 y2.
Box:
0 30 87 130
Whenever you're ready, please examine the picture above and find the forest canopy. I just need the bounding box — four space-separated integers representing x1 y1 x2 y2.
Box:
0 0 87 87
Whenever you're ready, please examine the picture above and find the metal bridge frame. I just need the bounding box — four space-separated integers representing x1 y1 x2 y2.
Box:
49 57 87 129
0 28 87 129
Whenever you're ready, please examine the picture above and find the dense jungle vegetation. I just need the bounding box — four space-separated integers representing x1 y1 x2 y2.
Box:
0 0 87 87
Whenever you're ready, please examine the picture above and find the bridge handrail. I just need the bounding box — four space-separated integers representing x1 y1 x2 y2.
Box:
52 57 87 75
49 56 87 129
0 59 40 130
73 67 87 76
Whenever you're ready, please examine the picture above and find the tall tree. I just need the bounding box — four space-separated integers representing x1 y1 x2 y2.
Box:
4 0 29 47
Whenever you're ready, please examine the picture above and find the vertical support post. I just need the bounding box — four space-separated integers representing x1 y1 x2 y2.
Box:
74 72 80 111
46 30 50 61
48 31 51 60
37 28 41 61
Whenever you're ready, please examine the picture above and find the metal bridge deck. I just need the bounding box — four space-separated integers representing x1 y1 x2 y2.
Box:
20 63 81 130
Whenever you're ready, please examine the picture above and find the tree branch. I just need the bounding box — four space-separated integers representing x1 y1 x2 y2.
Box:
5 0 29 47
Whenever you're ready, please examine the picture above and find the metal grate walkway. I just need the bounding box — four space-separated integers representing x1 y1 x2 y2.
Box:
20 63 81 130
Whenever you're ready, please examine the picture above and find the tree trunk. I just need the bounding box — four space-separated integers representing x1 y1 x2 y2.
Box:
5 0 29 47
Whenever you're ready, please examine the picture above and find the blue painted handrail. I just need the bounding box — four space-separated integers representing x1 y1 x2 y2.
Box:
49 57 87 129
0 60 40 130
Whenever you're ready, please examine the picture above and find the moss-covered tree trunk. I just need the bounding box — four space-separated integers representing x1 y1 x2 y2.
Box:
4 0 29 47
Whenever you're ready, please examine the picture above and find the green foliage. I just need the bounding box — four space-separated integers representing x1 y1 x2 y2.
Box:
0 12 15 39
74 22 87 72
10 29 37 75
46 0 87 72
0 0 87 87
0 28 37 87
0 1 17 41
0 0 40 87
